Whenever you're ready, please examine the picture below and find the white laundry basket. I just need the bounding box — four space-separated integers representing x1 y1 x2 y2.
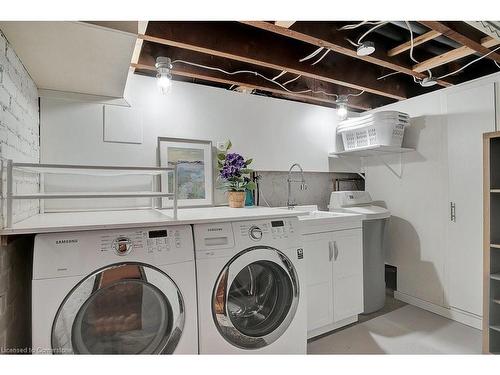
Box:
337 111 410 151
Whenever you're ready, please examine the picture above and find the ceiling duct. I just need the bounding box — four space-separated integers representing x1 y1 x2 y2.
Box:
466 21 500 41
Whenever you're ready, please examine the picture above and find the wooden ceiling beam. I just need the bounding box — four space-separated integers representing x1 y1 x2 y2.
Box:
134 42 386 110
241 21 452 88
142 22 410 101
387 30 442 57
131 62 371 110
419 21 500 63
413 36 500 73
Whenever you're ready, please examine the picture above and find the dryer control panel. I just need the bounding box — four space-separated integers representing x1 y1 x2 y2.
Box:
193 217 301 259
237 218 296 241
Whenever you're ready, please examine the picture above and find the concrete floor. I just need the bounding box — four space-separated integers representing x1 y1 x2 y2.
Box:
307 294 482 354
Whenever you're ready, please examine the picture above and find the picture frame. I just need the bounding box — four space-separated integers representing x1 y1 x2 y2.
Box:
158 137 214 207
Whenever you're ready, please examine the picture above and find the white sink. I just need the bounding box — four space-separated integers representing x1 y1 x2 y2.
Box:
289 208 363 234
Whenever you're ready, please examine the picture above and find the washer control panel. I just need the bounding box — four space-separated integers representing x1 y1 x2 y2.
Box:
100 228 185 255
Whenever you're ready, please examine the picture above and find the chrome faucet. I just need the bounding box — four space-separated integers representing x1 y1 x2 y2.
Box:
287 163 307 209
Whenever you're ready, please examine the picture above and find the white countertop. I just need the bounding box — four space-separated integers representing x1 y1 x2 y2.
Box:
0 206 307 235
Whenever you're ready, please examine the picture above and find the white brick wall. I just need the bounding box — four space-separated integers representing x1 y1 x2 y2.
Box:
0 29 39 224
0 29 39 353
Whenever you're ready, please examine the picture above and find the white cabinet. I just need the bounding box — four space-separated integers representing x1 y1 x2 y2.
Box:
304 232 335 332
332 229 364 322
445 83 496 317
303 228 363 338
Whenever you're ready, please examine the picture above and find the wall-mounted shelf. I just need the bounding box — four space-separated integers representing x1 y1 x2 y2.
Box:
329 145 415 158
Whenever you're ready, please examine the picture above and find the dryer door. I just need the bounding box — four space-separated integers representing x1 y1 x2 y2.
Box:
213 246 299 349
51 263 184 354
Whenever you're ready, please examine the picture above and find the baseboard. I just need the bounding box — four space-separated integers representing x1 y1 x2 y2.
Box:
307 315 358 340
394 291 482 330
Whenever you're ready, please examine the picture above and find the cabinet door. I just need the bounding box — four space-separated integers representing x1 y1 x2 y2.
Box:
446 83 495 316
332 228 363 322
302 232 334 332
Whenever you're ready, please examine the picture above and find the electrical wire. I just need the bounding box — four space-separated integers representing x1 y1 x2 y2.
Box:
377 71 401 80
338 21 385 31
171 59 340 98
345 38 360 47
358 22 388 44
346 90 365 97
272 70 287 81
299 47 324 62
377 21 433 84
283 74 302 86
311 49 331 65
436 45 500 79
342 22 387 48
404 21 433 79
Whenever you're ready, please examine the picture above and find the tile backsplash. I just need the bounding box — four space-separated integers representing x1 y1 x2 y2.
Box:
255 171 364 211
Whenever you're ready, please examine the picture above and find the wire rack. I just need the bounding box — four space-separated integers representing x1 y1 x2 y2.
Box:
0 160 178 228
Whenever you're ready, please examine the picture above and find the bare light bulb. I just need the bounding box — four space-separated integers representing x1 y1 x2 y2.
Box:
337 104 348 120
157 73 172 95
155 56 173 95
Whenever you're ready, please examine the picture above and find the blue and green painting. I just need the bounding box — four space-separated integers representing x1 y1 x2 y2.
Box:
167 147 206 199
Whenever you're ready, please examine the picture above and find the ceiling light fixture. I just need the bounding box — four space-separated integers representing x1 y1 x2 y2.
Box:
420 76 437 87
357 41 376 56
155 56 173 95
336 95 349 120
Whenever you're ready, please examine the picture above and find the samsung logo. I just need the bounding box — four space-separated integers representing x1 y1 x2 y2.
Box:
56 239 78 245
208 228 223 232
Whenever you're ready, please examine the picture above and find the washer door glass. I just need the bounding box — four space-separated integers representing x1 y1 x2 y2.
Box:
213 247 299 349
52 263 184 354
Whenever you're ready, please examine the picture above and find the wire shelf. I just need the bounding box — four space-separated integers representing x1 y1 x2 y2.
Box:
1 160 178 228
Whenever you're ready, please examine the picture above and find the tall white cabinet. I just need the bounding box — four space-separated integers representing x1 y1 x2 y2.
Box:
365 78 498 329
445 83 496 318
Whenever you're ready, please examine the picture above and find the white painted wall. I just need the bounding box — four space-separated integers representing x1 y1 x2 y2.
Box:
41 73 339 172
360 71 500 325
40 73 357 209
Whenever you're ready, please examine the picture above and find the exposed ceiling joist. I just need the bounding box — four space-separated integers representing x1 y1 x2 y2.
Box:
131 62 371 110
413 36 500 73
130 21 149 73
419 21 500 63
240 21 452 88
135 40 391 110
141 22 410 100
387 30 442 57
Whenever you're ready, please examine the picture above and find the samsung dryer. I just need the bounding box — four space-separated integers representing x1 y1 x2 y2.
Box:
32 225 198 354
193 217 306 354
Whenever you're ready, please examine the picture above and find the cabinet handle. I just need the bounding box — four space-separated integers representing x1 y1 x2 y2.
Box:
450 202 456 222
333 241 339 261
328 241 334 261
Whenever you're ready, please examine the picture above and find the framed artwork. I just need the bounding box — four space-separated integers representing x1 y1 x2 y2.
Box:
158 137 214 207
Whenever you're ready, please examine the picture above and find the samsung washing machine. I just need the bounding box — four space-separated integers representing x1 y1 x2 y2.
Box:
193 217 307 354
31 225 198 354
